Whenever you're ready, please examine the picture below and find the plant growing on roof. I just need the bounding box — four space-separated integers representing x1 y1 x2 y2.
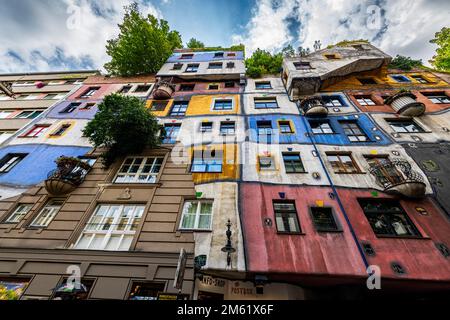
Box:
245 49 283 78
429 27 450 72
82 94 161 167
187 38 205 49
104 2 182 76
389 55 423 71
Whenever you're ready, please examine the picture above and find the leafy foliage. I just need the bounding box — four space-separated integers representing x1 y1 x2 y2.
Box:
329 39 370 48
0 285 20 300
429 27 450 72
187 38 205 49
389 55 423 71
282 45 296 57
83 94 161 167
104 2 182 76
245 49 283 78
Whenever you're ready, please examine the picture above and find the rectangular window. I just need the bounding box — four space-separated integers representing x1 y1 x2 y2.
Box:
30 199 64 228
411 75 429 83
214 52 224 58
0 154 27 173
213 99 233 111
191 149 223 173
60 102 81 113
358 78 378 85
22 125 49 138
226 62 235 69
255 81 272 89
81 103 96 110
273 201 301 234
129 282 166 300
278 121 294 134
386 119 424 133
179 84 195 92
119 85 132 94
294 62 311 70
200 122 213 133
220 122 235 135
180 54 194 60
259 155 276 171
162 124 181 144
0 110 14 119
170 101 189 116
150 101 168 111
180 201 213 230
4 204 33 224
355 95 376 106
225 81 235 88
421 92 450 104
327 153 360 173
115 157 163 184
257 121 273 143
311 207 339 232
283 153 305 173
359 199 421 237
208 84 219 90
15 110 43 119
365 156 405 187
79 87 100 98
208 62 223 69
134 85 151 93
340 121 369 142
44 93 58 100
391 75 411 83
0 131 15 144
74 205 145 251
254 97 278 109
172 63 183 70
50 123 71 137
309 120 334 134
185 64 199 73
322 96 344 107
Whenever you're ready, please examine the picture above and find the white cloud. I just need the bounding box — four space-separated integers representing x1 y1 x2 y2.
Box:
0 0 162 73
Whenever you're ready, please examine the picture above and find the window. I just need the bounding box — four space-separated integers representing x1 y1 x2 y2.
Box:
422 92 450 104
22 94 40 100
355 95 376 106
0 131 15 144
411 75 429 83
134 85 151 93
327 153 360 173
15 110 43 119
179 84 195 92
273 201 301 234
50 123 71 137
213 99 233 111
115 157 163 183
0 279 29 300
259 155 276 171
74 205 145 251
214 52 224 58
322 96 344 107
180 54 194 60
170 101 188 116
44 93 58 100
22 125 49 138
309 120 334 134
0 154 26 173
208 62 223 69
185 64 199 73
226 62 235 69
391 75 411 83
278 121 294 134
254 97 278 109
81 103 96 110
225 81 235 88
257 121 273 143
220 122 235 135
4 204 32 224
227 52 236 57
180 200 213 230
30 199 64 228
340 121 369 142
172 63 183 70
311 207 339 232
208 84 219 90
386 119 424 133
200 122 213 133
0 110 14 119
358 78 378 85
163 123 181 144
150 101 168 111
255 81 272 89
365 156 404 187
191 149 222 173
60 103 81 113
294 62 311 70
120 85 132 93
359 199 421 237
79 87 100 98
129 282 165 300
283 153 305 173
0 95 12 101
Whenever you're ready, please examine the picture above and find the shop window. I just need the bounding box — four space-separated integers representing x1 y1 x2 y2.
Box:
386 119 424 133
309 120 334 134
0 153 27 173
191 149 223 173
340 120 369 142
273 201 301 234
0 278 30 300
326 152 360 174
282 153 305 173
4 204 32 224
29 199 64 228
170 101 189 116
51 278 94 300
129 282 166 300
114 157 163 183
311 207 339 232
180 200 213 230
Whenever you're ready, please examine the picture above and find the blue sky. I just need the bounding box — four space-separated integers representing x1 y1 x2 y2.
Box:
0 0 448 73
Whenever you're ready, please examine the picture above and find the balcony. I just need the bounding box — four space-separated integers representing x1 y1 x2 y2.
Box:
153 80 175 100
369 159 426 198
384 92 425 117
300 96 328 116
45 157 92 196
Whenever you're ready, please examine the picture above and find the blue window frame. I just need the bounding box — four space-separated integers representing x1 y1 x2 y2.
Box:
391 75 411 83
191 150 223 173
163 124 181 144
170 101 189 116
213 99 233 110
254 98 278 109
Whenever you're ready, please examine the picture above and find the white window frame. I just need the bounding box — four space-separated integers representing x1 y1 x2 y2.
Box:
0 110 14 119
5 204 32 224
179 200 214 230
74 205 145 251
211 97 235 111
114 157 164 184
0 130 15 144
30 200 63 228
356 96 376 106
15 110 43 119
0 154 26 173
23 125 49 137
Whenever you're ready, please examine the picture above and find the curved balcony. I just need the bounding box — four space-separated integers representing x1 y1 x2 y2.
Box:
384 92 425 117
153 80 175 100
45 158 91 196
369 159 426 198
300 96 328 116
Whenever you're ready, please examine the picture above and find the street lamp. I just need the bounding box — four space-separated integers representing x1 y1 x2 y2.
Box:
221 219 236 267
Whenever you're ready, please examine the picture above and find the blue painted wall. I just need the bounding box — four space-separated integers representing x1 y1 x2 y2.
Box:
46 100 101 120
0 144 91 187
167 51 244 63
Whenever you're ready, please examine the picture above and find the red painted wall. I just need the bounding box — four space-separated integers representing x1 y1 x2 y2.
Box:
67 83 121 101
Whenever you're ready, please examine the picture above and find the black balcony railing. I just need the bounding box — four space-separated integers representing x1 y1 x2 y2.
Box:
45 158 92 195
300 96 328 116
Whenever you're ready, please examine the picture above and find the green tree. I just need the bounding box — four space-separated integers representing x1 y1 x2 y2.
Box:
104 2 182 76
430 27 450 71
245 49 283 78
389 55 423 71
83 94 161 167
282 44 295 57
187 38 205 49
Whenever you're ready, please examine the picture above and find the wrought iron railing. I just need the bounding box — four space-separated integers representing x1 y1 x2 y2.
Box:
368 159 425 190
47 164 90 186
300 96 326 115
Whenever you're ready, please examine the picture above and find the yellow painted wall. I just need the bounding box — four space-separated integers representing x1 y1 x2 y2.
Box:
146 99 174 117
186 95 240 116
189 144 239 184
